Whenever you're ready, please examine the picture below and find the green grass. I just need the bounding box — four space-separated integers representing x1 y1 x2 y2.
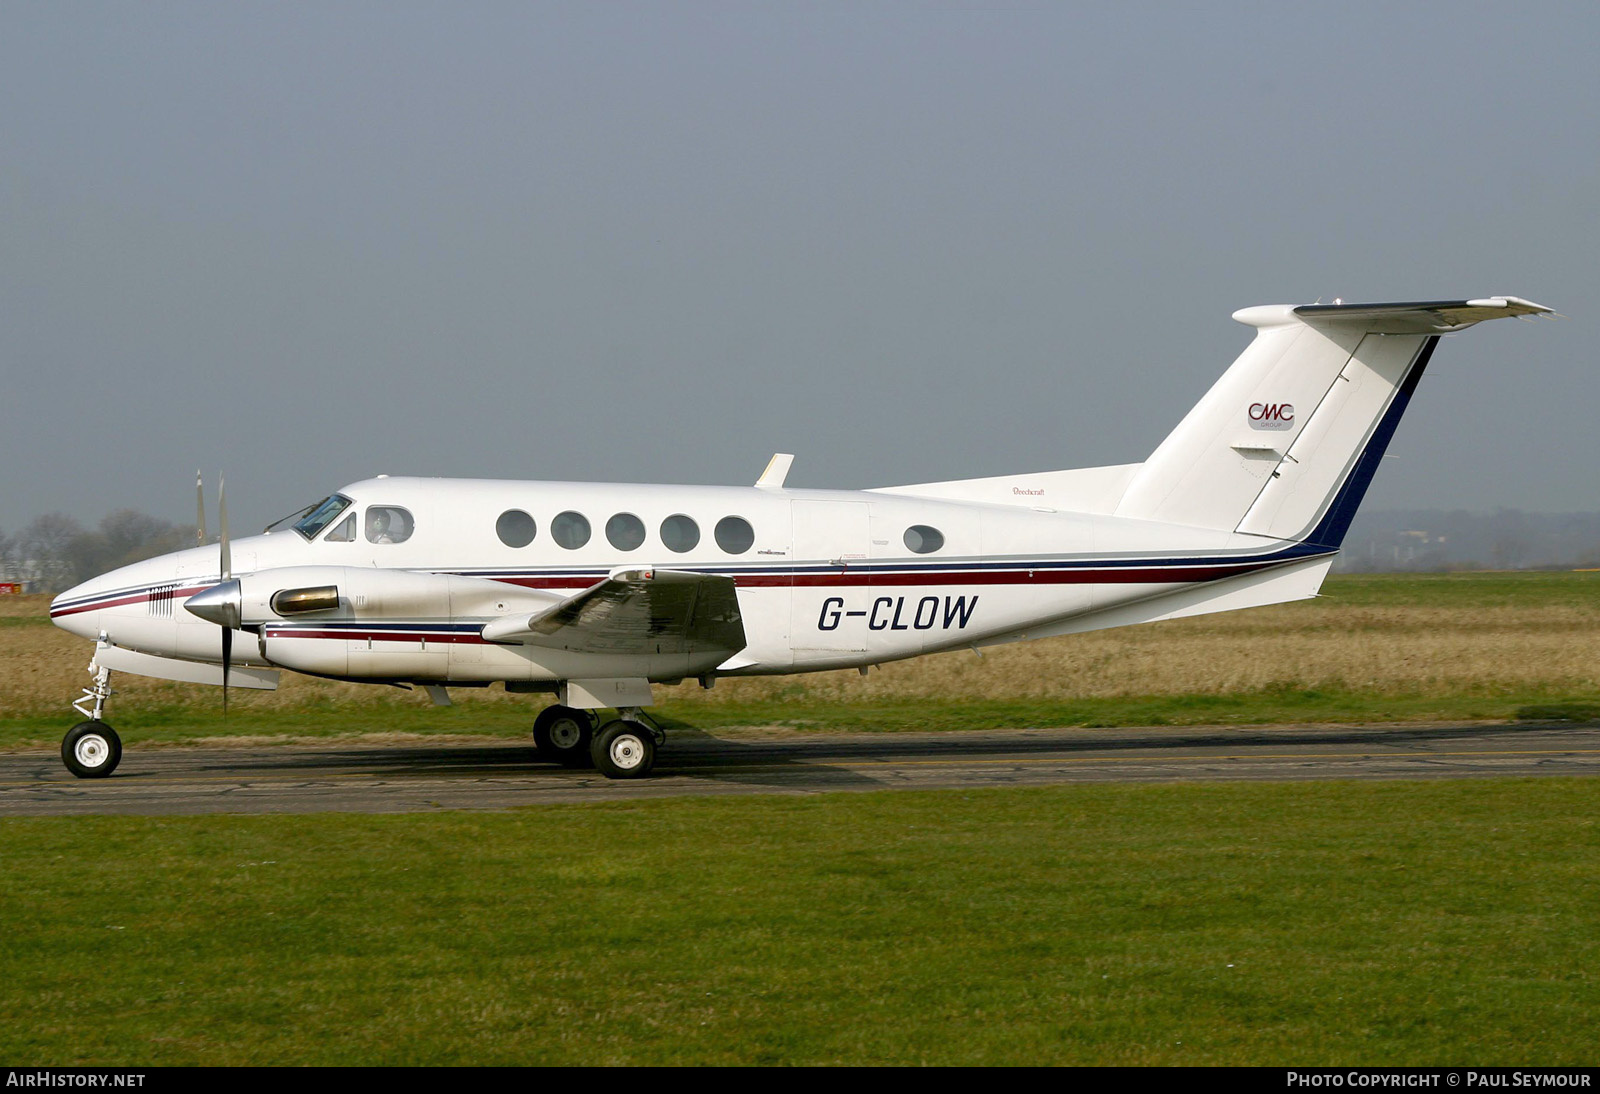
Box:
2 779 1596 1065
5 686 1598 754
0 614 49 628
0 701 543 747
1315 570 1600 608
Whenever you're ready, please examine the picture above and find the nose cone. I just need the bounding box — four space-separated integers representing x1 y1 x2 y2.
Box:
48 550 197 642
50 581 105 640
184 579 242 629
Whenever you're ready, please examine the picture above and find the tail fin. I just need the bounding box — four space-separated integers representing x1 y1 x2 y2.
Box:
1112 297 1554 547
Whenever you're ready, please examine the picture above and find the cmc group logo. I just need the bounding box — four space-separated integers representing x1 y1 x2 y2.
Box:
1249 401 1295 431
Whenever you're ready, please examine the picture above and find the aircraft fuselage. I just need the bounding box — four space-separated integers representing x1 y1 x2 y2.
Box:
50 475 1321 685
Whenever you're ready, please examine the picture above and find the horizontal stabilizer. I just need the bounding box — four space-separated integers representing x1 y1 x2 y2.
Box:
1292 297 1556 333
981 554 1336 645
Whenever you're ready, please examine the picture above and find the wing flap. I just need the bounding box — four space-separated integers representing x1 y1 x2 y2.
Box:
481 569 747 656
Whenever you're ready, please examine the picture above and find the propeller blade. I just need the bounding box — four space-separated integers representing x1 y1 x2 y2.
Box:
221 626 231 716
218 473 233 716
186 579 244 715
219 474 231 581
196 470 207 548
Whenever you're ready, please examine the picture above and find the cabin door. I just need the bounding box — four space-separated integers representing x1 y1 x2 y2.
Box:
789 500 870 653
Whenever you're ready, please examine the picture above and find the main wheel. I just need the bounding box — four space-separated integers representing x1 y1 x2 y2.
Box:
591 719 655 780
533 705 594 767
62 720 122 779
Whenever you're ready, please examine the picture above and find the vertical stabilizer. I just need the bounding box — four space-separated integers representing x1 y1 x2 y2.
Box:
1112 297 1554 547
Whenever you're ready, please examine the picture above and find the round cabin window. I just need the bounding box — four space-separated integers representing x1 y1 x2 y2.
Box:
904 525 944 554
551 511 591 550
715 516 755 555
496 509 537 548
661 514 700 553
606 513 646 552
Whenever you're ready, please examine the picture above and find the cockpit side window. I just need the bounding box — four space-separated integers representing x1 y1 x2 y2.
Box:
365 506 414 545
324 512 356 543
293 495 353 541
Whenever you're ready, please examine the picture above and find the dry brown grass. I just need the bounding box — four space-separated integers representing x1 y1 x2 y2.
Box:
8 580 1600 719
0 595 443 717
670 600 1600 707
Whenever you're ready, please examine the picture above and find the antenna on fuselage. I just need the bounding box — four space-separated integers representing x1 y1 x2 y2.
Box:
756 453 795 488
196 470 207 547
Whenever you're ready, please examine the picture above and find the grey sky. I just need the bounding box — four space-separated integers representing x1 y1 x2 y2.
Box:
2 2 1595 535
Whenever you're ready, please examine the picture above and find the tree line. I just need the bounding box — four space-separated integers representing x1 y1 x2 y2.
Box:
0 511 191 592
1335 509 1600 573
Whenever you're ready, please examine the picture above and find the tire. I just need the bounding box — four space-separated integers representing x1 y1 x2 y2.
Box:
591 719 655 780
533 705 594 767
62 721 122 779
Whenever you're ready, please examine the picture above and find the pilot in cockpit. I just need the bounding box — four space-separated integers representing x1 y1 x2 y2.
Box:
367 509 395 544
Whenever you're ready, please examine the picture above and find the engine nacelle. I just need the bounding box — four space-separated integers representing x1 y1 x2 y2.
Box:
185 566 563 681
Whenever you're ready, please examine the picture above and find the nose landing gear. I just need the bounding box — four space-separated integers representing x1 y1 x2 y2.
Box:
63 660 121 778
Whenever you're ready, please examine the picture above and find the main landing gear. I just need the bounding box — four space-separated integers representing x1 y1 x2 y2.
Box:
532 704 595 767
532 704 660 780
63 662 121 778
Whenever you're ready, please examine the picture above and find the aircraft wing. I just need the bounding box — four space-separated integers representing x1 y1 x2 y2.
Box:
480 568 746 656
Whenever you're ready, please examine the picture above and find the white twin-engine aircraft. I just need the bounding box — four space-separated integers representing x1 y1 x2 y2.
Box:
50 297 1555 780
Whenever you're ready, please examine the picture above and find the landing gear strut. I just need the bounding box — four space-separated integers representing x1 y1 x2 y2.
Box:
63 661 121 778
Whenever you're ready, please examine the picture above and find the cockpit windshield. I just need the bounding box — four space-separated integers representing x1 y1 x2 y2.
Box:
291 495 354 541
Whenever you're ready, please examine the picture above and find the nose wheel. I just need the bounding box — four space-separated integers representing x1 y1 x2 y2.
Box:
62 720 122 779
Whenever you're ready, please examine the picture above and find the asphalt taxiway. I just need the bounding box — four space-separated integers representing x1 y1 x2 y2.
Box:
2 722 1598 816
